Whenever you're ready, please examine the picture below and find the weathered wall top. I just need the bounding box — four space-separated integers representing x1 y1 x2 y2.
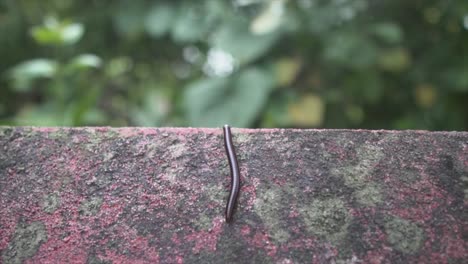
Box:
0 127 466 263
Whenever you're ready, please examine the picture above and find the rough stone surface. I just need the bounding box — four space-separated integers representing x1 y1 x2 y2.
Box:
0 127 466 263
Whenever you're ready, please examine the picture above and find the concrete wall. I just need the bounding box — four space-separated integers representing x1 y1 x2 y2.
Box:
0 127 466 263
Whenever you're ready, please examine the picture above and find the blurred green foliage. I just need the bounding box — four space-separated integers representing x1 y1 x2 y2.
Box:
0 0 467 129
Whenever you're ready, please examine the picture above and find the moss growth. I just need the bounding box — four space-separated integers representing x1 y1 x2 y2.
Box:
2 221 47 264
384 215 425 254
79 196 103 216
300 198 351 243
42 193 60 213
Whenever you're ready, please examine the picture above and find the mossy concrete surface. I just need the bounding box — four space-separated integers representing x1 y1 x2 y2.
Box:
0 127 466 263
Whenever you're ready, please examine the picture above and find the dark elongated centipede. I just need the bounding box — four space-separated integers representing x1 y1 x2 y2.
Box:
223 124 240 223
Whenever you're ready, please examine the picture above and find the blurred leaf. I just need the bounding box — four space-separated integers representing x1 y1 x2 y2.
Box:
345 72 384 104
105 57 133 77
414 84 437 108
280 7 301 33
8 59 57 91
15 104 62 126
61 24 84 44
31 26 62 45
288 94 324 127
70 54 102 69
274 57 301 86
211 18 278 64
323 32 378 68
113 1 146 37
184 67 275 127
171 2 219 43
393 114 421 130
203 48 236 77
346 104 364 125
67 85 101 125
31 17 84 46
441 66 468 91
261 90 295 127
250 0 286 35
1 0 467 131
370 22 403 44
144 4 175 37
82 109 107 124
131 90 170 126
378 48 411 72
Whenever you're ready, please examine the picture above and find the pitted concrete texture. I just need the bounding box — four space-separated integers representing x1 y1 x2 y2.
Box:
0 127 467 263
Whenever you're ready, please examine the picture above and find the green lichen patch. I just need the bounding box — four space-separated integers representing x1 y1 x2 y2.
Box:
60 173 73 188
384 215 425 254
79 196 103 216
233 133 252 145
91 173 114 189
336 165 370 188
357 145 385 165
168 142 187 159
331 145 385 208
102 151 116 162
254 187 291 243
462 175 468 201
46 129 70 140
2 221 47 264
193 214 213 230
355 183 383 206
202 183 224 209
300 198 351 243
81 129 119 153
332 145 384 188
42 193 61 213
0 127 13 138
254 188 283 218
399 170 421 185
87 254 112 264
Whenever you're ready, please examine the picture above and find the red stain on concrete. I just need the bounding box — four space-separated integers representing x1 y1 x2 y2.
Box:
184 218 224 254
241 177 259 211
244 230 277 257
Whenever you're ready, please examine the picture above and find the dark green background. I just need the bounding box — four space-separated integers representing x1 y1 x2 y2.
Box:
1 0 467 130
